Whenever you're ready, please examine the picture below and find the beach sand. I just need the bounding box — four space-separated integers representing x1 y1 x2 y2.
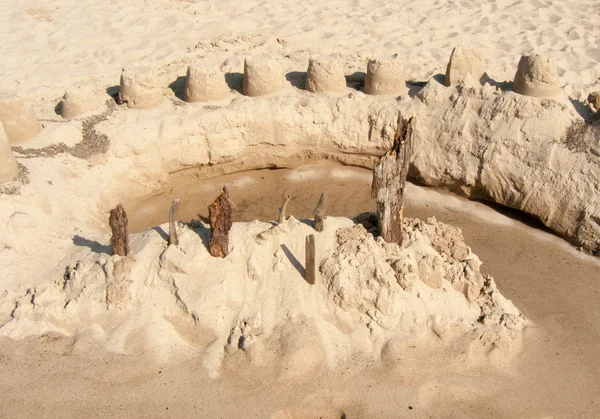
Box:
1 0 600 417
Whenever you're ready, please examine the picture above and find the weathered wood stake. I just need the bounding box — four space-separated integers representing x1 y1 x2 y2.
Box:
305 234 316 285
208 186 232 257
314 192 327 232
109 204 129 256
168 198 181 246
278 194 292 224
371 114 415 246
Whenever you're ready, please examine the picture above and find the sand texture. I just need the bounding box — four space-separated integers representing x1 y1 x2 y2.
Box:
1 0 600 417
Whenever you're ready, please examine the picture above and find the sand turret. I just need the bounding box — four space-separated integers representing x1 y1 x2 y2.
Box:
0 123 19 183
119 66 163 109
306 56 346 93
59 87 104 119
445 45 485 86
243 57 285 97
513 54 561 97
184 64 230 103
364 58 408 95
0 94 41 145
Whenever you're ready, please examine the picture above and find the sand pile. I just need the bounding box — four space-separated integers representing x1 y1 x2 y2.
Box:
0 214 525 375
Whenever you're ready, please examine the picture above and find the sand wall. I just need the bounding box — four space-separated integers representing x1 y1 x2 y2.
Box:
89 75 598 254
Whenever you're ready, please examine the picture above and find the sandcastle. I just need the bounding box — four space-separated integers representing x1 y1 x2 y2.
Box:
513 54 561 97
306 55 347 93
364 58 408 95
0 123 19 183
243 56 285 97
118 66 163 109
184 64 230 102
444 44 485 86
0 94 41 145
58 87 104 119
0 47 596 255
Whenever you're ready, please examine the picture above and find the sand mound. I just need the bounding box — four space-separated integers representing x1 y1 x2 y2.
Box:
513 54 561 97
0 215 526 375
444 44 485 87
0 124 19 183
0 95 41 145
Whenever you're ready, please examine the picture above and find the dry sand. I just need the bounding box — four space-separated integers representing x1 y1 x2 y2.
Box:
1 0 600 417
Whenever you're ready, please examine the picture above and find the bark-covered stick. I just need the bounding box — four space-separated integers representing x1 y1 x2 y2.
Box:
314 192 327 232
168 198 181 246
109 204 129 256
305 234 316 285
278 194 292 224
208 186 233 257
371 114 415 246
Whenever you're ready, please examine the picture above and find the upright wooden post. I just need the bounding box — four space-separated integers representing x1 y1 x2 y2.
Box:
314 192 327 232
208 186 232 257
278 194 292 224
371 114 415 246
168 198 180 246
109 204 129 256
305 234 316 285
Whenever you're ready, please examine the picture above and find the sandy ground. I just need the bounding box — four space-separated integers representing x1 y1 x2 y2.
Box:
2 0 600 103
1 165 599 418
1 0 600 417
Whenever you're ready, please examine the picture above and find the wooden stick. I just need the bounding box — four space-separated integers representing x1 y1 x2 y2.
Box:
305 234 316 285
278 194 292 224
371 114 415 246
168 198 181 246
208 186 232 257
109 204 129 256
314 192 327 232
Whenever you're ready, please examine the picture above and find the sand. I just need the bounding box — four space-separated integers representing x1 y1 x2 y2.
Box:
1 0 600 417
0 169 598 418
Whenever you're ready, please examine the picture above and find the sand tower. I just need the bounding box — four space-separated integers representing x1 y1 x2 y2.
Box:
364 58 408 95
0 123 19 183
59 87 103 119
0 94 41 145
445 45 485 86
305 56 347 93
119 66 163 109
184 64 230 102
513 54 561 97
243 57 285 97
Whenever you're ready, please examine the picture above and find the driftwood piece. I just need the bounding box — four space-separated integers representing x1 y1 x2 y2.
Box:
314 192 327 232
109 204 129 256
208 186 233 257
278 194 292 224
305 234 316 285
371 114 415 246
168 198 181 246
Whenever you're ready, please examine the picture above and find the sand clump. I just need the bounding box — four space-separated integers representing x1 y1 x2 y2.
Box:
243 56 286 97
118 66 164 109
364 58 408 95
306 56 347 93
513 54 561 97
587 91 600 111
184 64 230 102
0 95 41 145
444 45 485 87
